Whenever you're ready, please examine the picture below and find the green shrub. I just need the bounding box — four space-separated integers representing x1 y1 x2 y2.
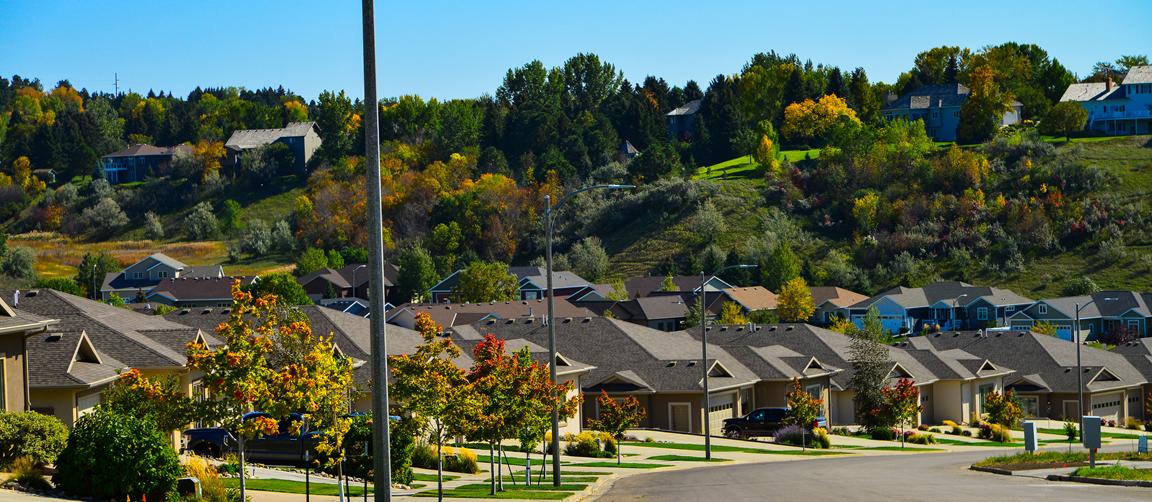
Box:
1063 421 1079 441
564 432 612 458
870 428 897 441
916 424 931 431
961 430 972 437
411 444 480 474
812 427 832 448
829 426 854 436
1125 417 1143 430
928 427 942 434
54 411 182 500
950 425 963 435
908 433 937 445
0 411 69 467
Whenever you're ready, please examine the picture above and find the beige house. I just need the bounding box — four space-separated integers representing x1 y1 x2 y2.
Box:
0 297 58 412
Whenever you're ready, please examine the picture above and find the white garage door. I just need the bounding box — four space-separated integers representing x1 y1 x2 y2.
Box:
1091 393 1123 422
77 392 101 419
707 393 735 436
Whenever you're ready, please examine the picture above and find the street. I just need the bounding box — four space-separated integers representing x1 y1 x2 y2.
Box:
597 448 1152 502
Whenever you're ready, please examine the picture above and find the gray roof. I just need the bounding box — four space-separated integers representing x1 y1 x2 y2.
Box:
225 122 317 150
27 331 125 389
1122 66 1152 85
453 317 757 393
614 296 690 321
1113 339 1152 379
883 84 969 111
102 144 192 159
1024 291 1152 320
666 100 702 117
693 324 938 390
7 289 209 369
850 281 1031 310
1060 83 1112 102
905 331 1146 393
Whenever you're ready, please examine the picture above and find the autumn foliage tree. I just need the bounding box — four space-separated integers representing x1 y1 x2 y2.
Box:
586 391 645 465
777 277 816 322
389 312 477 501
783 378 823 429
782 94 862 145
99 368 200 433
186 282 354 500
880 378 922 447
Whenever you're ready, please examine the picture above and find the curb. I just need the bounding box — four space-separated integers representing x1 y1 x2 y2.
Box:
1046 474 1152 488
969 465 1015 476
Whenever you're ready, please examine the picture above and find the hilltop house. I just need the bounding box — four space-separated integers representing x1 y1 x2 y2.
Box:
427 267 593 303
224 122 322 172
1008 291 1152 341
666 100 702 140
100 253 224 302
100 144 194 184
881 84 1023 142
1059 66 1152 135
809 286 868 325
297 263 400 303
845 281 1033 334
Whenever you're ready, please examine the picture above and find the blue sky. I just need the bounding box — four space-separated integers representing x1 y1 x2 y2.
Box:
2 0 1150 102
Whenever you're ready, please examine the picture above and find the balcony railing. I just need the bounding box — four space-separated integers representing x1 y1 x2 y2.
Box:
1091 110 1152 120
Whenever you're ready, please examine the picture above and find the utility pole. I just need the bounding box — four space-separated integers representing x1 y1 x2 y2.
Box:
361 1 392 500
114 73 120 95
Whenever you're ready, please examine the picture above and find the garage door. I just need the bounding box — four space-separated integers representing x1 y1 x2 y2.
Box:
77 392 101 419
669 403 692 432
1091 393 1123 422
1056 324 1072 341
707 393 735 436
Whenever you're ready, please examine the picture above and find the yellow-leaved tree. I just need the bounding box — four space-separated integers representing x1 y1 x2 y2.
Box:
719 301 749 325
777 277 816 322
782 94 861 143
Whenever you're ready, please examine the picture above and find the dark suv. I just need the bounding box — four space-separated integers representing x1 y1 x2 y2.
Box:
722 407 827 439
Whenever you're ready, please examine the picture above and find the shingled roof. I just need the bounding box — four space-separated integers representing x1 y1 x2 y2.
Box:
7 289 212 369
102 144 193 159
453 317 757 394
27 331 125 389
906 330 1145 394
225 122 317 151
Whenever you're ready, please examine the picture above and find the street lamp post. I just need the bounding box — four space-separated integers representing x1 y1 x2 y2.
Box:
1074 297 1117 420
700 264 756 460
351 264 367 300
951 294 968 332
546 184 633 486
361 1 392 500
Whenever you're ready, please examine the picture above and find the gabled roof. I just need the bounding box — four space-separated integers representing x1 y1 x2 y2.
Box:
849 281 1031 311
906 330 1146 393
623 275 731 298
1122 66 1152 85
721 286 778 311
666 99 702 117
454 317 757 393
810 287 868 309
225 122 318 150
882 84 970 111
612 296 690 321
27 331 126 389
102 144 193 159
148 276 258 302
1029 291 1151 319
7 289 207 369
387 300 594 327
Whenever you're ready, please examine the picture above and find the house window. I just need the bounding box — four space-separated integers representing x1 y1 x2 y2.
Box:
977 383 995 412
1038 305 1048 315
1018 396 1040 418
805 384 822 399
977 307 989 321
159 271 169 278
133 272 142 279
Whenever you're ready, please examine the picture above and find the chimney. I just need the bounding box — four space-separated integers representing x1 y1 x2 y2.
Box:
1106 78 1114 91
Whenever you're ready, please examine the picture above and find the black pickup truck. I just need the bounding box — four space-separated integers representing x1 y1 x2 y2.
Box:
182 412 320 465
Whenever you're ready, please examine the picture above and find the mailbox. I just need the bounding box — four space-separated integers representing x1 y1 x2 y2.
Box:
1140 435 1148 454
1081 415 1102 449
1023 422 1038 452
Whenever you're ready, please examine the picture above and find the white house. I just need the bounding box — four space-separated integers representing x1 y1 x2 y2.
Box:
1059 66 1152 135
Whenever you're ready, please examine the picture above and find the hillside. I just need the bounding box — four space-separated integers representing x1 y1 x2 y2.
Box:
600 135 1152 296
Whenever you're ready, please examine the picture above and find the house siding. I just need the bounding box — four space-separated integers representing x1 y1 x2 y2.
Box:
0 335 26 411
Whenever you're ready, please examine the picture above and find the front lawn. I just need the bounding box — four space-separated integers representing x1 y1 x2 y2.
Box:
567 461 671 469
855 446 946 452
974 451 1152 471
1071 465 1152 481
414 488 573 499
412 472 459 482
934 437 1018 447
222 478 372 496
1037 428 1139 439
626 441 844 455
645 455 730 462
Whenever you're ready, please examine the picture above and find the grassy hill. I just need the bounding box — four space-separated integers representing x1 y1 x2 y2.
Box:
613 135 1152 296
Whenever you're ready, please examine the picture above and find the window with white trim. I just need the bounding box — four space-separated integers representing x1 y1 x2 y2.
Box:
1038 305 1048 315
977 307 989 321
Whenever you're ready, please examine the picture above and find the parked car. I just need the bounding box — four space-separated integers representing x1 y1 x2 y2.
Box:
182 412 320 465
722 407 827 439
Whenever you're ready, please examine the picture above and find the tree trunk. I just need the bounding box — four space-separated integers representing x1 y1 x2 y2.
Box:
436 423 444 502
338 452 346 502
489 443 496 495
238 435 246 502
524 449 531 486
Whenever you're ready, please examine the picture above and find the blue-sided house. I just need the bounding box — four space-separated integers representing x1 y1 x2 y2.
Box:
100 144 193 184
1060 66 1152 135
845 281 1032 335
1008 291 1152 342
881 84 1023 142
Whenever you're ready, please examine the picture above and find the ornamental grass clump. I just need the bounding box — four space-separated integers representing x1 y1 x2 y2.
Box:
774 424 830 448
907 433 937 445
7 456 52 491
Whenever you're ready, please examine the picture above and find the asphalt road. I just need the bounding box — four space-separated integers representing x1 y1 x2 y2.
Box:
597 449 1151 502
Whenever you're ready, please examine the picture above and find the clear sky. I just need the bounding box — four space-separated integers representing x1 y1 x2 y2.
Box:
2 0 1150 102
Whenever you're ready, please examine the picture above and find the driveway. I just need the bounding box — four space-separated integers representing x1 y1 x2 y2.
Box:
597 448 1152 502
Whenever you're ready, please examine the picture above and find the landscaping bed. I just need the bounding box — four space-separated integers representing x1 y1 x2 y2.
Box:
973 451 1152 471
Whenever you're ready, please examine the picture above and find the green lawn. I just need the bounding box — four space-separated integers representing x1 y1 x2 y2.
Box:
1037 428 1140 440
477 455 555 467
855 446 947 452
412 472 459 482
222 478 372 496
1071 465 1152 481
692 149 821 182
934 438 1019 447
567 461 671 469
488 476 600 484
975 451 1152 469
414 485 575 499
645 454 730 462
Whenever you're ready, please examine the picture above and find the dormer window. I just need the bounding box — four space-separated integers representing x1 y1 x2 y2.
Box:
1038 305 1048 315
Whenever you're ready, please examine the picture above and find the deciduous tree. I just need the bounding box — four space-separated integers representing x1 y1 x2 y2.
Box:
777 277 815 322
454 261 517 303
1040 102 1088 141
586 391 645 465
880 378 922 447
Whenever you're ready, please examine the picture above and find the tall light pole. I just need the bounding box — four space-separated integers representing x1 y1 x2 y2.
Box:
351 264 367 299
361 1 392 500
1074 296 1117 420
951 294 968 332
700 264 756 460
546 184 633 486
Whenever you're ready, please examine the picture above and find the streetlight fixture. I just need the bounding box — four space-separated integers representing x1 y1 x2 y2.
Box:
546 184 634 486
951 294 969 332
700 264 757 460
351 264 367 300
1074 296 1117 420
361 1 392 500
